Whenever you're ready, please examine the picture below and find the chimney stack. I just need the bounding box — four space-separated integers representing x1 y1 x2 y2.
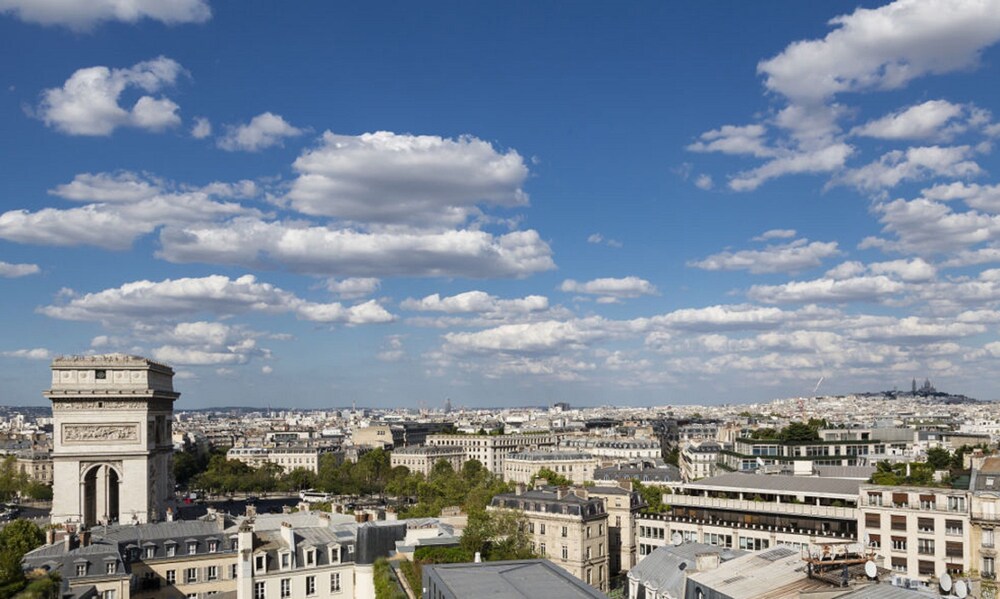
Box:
80 530 92 547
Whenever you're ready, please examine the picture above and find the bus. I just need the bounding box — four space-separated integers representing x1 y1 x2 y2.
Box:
299 489 332 503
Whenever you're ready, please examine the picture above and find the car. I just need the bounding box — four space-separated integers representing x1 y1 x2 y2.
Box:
246 495 259 505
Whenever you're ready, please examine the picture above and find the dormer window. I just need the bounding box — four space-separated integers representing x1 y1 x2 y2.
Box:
280 552 291 569
208 540 219 553
106 562 117 574
188 542 198 555
76 563 88 576
255 554 266 572
166 543 176 557
145 546 155 559
305 549 315 566
330 547 339 564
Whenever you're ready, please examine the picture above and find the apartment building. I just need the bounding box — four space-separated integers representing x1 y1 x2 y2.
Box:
426 433 557 475
722 427 915 474
490 485 611 592
680 441 722 482
15 449 53 484
390 445 465 476
503 450 599 485
560 438 661 460
352 425 404 449
635 473 860 558
226 446 331 474
966 459 1000 582
588 482 644 575
858 484 972 585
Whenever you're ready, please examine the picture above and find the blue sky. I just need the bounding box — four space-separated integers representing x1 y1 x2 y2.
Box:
3 0 1000 408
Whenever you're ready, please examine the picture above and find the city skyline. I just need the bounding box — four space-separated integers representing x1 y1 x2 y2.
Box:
3 1 1000 408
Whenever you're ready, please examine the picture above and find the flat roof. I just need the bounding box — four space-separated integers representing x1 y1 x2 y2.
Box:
425 559 609 598
686 473 861 498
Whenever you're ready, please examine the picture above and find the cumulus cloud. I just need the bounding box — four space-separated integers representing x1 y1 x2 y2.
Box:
729 143 853 192
191 117 212 139
837 145 982 192
748 275 906 304
922 181 1000 213
402 291 548 315
587 233 622 248
217 112 304 152
0 171 260 250
157 218 555 278
40 274 395 325
1 348 51 360
559 277 658 303
443 318 617 355
689 239 840 274
849 317 985 342
694 174 714 190
325 278 380 300
851 100 968 141
652 304 791 331
757 0 1000 104
0 0 210 30
860 197 1000 255
284 131 529 227
36 57 184 136
687 124 774 157
0 260 40 277
753 229 797 241
376 335 405 362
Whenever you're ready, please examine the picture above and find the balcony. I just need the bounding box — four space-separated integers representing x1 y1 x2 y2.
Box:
972 512 1000 522
668 494 857 519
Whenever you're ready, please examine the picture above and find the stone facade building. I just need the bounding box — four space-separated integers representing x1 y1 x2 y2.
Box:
502 450 598 485
390 445 465 476
46 354 178 527
426 433 557 475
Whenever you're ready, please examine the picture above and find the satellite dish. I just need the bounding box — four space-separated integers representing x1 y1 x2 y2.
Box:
671 532 683 546
955 580 968 599
865 561 877 579
863 533 871 546
940 573 953 593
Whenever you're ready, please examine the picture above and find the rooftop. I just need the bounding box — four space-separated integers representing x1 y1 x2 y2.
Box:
425 559 609 599
686 473 861 498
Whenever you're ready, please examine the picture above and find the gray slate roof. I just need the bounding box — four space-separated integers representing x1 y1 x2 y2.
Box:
687 473 861 497
426 559 610 598
628 543 745 599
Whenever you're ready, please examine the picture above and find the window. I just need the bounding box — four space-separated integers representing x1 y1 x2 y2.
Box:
586 568 592 585
106 562 116 574
185 567 198 583
891 515 907 530
919 560 936 576
75 563 87 577
920 494 936 510
587 526 591 539
166 570 176 584
599 565 604 582
917 538 935 555
867 492 883 506
145 546 156 559
946 520 963 535
918 518 934 533
946 541 964 558
306 576 316 596
599 543 604 556
586 546 591 559
539 543 546 556
331 572 342 593
230 564 238 579
561 526 568 538
101 592 115 599
207 565 218 581
280 552 291 569
891 557 907 573
330 547 340 564
306 549 315 566
891 536 907 551
562 545 568 560
166 544 177 558
985 528 995 548
188 542 198 555
948 496 967 512
868 534 881 549
598 524 603 535
280 578 291 598
539 523 546 535
254 582 265 599
529 522 534 533
865 513 881 527
208 540 219 553
985 557 996 577
255 555 266 572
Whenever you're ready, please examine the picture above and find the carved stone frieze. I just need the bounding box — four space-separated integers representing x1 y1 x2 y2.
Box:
62 423 139 443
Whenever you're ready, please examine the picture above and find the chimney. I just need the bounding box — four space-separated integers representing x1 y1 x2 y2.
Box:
515 483 526 496
80 530 92 547
695 553 721 571
574 488 589 500
279 522 296 561
556 486 569 499
63 534 77 553
246 505 257 518
318 512 331 526
46 528 55 546
282 505 293 514
166 507 174 522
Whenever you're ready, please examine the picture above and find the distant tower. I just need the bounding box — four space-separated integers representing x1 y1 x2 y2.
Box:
46 354 179 527
912 378 917 394
444 398 452 414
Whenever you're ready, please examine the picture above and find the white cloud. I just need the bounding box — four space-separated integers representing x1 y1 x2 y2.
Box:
922 182 1000 213
838 145 982 192
861 197 1000 255
587 233 623 248
689 239 840 274
377 335 405 362
325 278 380 300
748 275 906 304
36 57 184 135
849 317 985 342
402 291 548 315
284 131 529 227
730 143 853 192
443 318 615 355
753 229 797 241
217 112 303 152
40 274 395 325
0 171 260 249
0 260 40 277
560 276 658 302
694 174 713 190
757 0 1000 104
261 365 273 374
687 124 774 157
851 100 968 141
1 348 51 360
0 0 210 30
652 304 791 332
157 218 555 278
868 258 937 282
191 117 212 139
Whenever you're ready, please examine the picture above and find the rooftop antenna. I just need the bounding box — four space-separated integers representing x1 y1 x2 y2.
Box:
671 532 683 546
864 560 877 579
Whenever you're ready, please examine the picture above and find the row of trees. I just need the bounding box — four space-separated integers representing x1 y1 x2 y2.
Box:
0 519 49 597
0 456 52 503
746 420 826 443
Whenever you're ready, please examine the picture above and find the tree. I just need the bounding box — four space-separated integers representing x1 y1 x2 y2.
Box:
779 422 820 443
0 520 44 590
665 446 680 467
633 479 667 513
927 447 953 470
531 468 573 487
460 509 535 561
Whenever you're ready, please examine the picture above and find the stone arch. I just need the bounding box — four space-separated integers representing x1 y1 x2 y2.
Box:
80 463 122 527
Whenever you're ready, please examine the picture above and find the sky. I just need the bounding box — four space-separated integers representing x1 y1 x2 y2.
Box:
3 0 1000 409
